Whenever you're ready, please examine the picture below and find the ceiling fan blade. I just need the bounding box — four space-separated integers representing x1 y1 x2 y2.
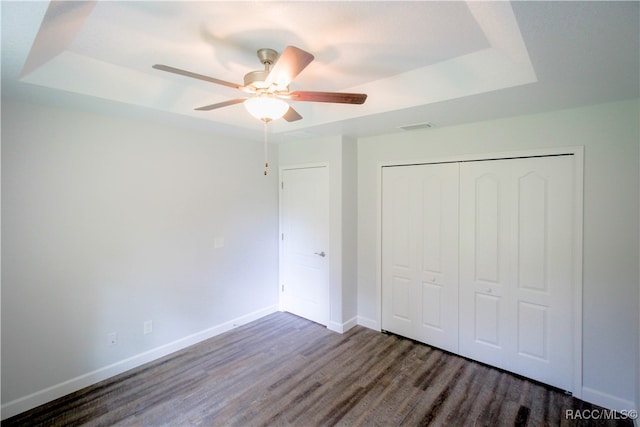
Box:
283 106 303 122
194 98 246 111
289 91 367 104
153 64 242 90
264 46 314 88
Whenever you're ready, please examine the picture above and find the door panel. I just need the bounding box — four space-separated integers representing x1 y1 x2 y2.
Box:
281 167 329 325
459 155 574 390
383 167 415 337
474 174 501 284
382 163 459 352
416 166 459 351
517 301 547 360
460 163 511 366
421 175 443 274
518 172 548 291
382 156 575 391
474 293 501 348
421 282 442 329
391 176 412 269
392 277 412 322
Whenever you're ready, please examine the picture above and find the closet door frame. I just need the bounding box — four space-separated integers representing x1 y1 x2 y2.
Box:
375 146 584 398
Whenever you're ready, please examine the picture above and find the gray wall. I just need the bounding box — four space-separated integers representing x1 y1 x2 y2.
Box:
357 98 639 411
2 99 280 413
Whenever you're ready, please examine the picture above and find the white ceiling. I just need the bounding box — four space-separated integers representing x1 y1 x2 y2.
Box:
2 1 639 142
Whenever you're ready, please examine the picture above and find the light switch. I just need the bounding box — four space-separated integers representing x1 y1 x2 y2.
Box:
214 237 224 249
144 320 152 334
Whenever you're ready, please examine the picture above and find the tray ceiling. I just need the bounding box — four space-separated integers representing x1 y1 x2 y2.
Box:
2 1 638 141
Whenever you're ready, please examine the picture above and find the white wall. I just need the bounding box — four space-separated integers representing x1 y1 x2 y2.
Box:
278 135 358 331
1 99 280 417
357 99 639 412
341 137 358 326
3 95 637 417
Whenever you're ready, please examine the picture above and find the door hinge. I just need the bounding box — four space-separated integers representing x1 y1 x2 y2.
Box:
281 284 284 292
281 181 284 190
281 233 284 240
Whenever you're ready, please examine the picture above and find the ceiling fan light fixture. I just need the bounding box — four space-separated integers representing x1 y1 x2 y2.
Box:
154 46 366 125
244 95 289 121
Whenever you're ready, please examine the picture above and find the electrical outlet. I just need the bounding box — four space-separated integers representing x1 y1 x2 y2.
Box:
107 332 117 346
144 320 152 334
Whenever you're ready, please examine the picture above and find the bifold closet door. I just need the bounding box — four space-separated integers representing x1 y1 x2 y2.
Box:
458 155 575 391
381 163 459 353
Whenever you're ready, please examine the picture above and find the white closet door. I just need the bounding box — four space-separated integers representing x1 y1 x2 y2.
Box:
382 163 459 353
459 155 575 390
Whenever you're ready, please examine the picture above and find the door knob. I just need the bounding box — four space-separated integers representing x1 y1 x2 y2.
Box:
314 251 326 257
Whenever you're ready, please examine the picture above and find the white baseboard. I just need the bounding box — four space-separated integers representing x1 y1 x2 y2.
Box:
357 316 380 331
343 316 358 332
581 386 638 413
1 305 278 420
327 316 358 334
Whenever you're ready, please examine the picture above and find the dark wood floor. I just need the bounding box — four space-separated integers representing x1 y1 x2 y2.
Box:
3 312 633 426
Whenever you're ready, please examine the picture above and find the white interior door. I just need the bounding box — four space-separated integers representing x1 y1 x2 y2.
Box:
382 163 459 353
458 155 575 390
280 166 330 326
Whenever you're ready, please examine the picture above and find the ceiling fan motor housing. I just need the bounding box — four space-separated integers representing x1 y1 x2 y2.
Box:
244 48 279 90
244 70 270 89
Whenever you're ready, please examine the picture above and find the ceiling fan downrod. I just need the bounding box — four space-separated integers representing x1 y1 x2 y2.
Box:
257 48 278 69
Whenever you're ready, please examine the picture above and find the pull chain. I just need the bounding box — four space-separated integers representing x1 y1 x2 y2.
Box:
263 120 269 176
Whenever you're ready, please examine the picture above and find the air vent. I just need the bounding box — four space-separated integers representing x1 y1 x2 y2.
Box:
282 130 316 140
398 122 434 131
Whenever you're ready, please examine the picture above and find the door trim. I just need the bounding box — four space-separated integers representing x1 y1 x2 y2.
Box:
376 146 584 397
278 163 331 324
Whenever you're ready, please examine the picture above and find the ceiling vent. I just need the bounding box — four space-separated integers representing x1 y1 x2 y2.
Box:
399 122 434 131
281 130 317 140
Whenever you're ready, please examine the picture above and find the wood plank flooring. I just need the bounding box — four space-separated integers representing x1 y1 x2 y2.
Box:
2 312 633 426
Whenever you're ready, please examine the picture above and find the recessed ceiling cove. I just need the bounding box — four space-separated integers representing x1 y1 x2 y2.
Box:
18 1 536 134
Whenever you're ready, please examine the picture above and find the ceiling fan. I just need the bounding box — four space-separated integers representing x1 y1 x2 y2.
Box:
152 46 367 122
